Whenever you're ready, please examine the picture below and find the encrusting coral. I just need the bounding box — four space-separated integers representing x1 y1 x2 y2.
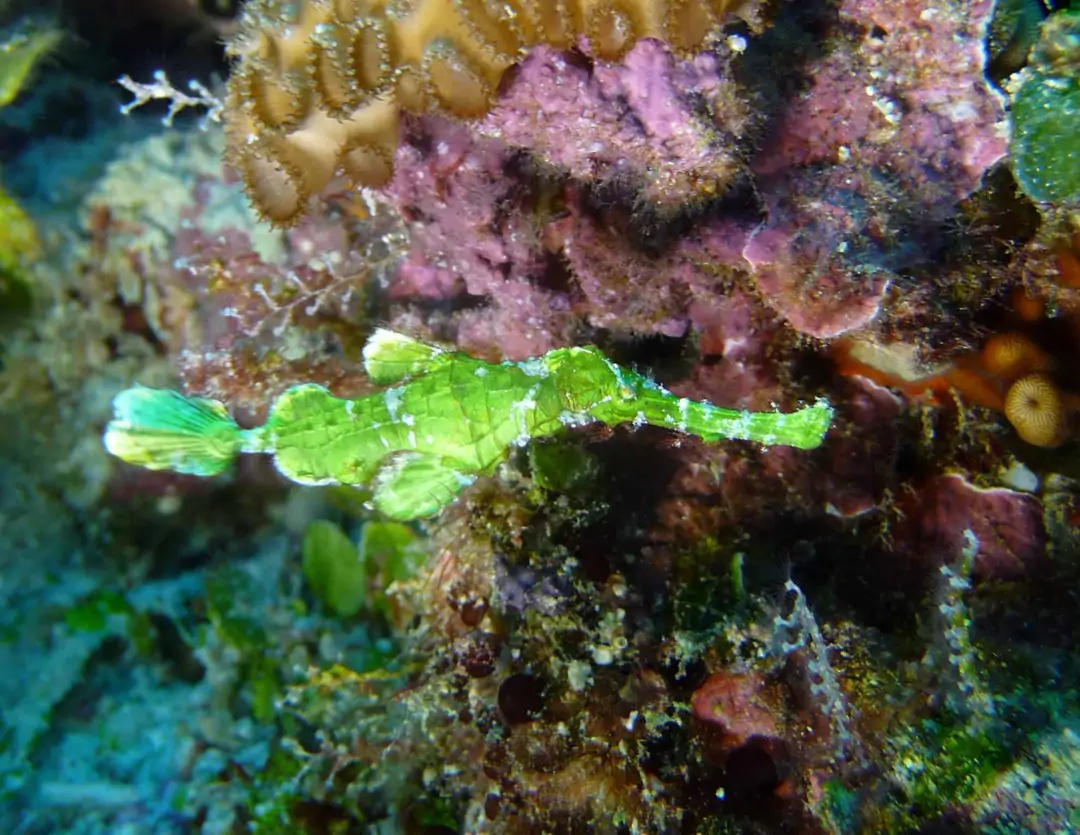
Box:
223 0 760 223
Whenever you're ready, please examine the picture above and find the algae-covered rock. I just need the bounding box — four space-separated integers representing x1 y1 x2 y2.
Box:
1011 12 1080 204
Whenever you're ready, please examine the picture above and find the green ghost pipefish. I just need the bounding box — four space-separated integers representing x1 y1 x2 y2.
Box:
104 329 833 520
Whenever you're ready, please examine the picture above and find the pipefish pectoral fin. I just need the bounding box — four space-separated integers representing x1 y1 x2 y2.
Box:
371 452 477 520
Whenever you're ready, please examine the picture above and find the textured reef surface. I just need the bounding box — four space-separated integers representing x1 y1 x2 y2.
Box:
6 0 1080 833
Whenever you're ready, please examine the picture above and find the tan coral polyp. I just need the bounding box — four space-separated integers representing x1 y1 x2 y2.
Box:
425 40 501 117
245 65 309 129
666 0 715 53
348 19 396 96
1005 373 1065 448
533 0 578 47
241 150 306 225
588 0 647 62
274 122 345 191
340 97 401 186
342 144 395 186
458 0 528 58
313 45 356 113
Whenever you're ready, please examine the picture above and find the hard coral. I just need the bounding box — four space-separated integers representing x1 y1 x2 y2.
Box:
1004 372 1065 448
223 0 760 224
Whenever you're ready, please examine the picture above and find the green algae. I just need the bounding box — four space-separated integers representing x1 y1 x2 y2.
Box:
1011 11 1080 204
62 589 132 634
302 518 425 619
302 519 368 618
0 21 52 317
903 717 1020 818
0 22 59 109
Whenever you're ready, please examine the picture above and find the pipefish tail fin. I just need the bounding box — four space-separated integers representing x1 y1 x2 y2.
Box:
362 328 447 384
103 387 243 477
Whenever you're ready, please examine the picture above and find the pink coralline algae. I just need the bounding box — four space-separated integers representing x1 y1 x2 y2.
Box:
385 113 758 352
684 289 785 410
384 1 1007 350
389 120 547 301
744 0 1006 339
752 0 1006 204
167 217 370 417
155 174 405 418
742 167 897 339
479 39 749 211
381 37 769 356
386 117 576 359
557 194 757 336
894 473 1047 582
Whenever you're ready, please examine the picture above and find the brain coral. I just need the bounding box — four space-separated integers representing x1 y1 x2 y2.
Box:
224 0 758 223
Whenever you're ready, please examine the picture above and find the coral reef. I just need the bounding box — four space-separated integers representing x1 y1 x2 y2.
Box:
9 0 1080 833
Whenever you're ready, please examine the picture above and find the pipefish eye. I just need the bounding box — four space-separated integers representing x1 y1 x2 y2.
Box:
619 385 634 400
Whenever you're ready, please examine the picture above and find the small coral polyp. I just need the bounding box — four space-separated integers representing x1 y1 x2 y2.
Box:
225 0 753 223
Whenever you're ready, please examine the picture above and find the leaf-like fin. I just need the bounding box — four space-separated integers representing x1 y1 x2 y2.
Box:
362 328 447 385
103 386 242 476
371 452 477 520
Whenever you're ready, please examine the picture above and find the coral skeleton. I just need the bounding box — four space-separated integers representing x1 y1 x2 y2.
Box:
104 328 832 519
